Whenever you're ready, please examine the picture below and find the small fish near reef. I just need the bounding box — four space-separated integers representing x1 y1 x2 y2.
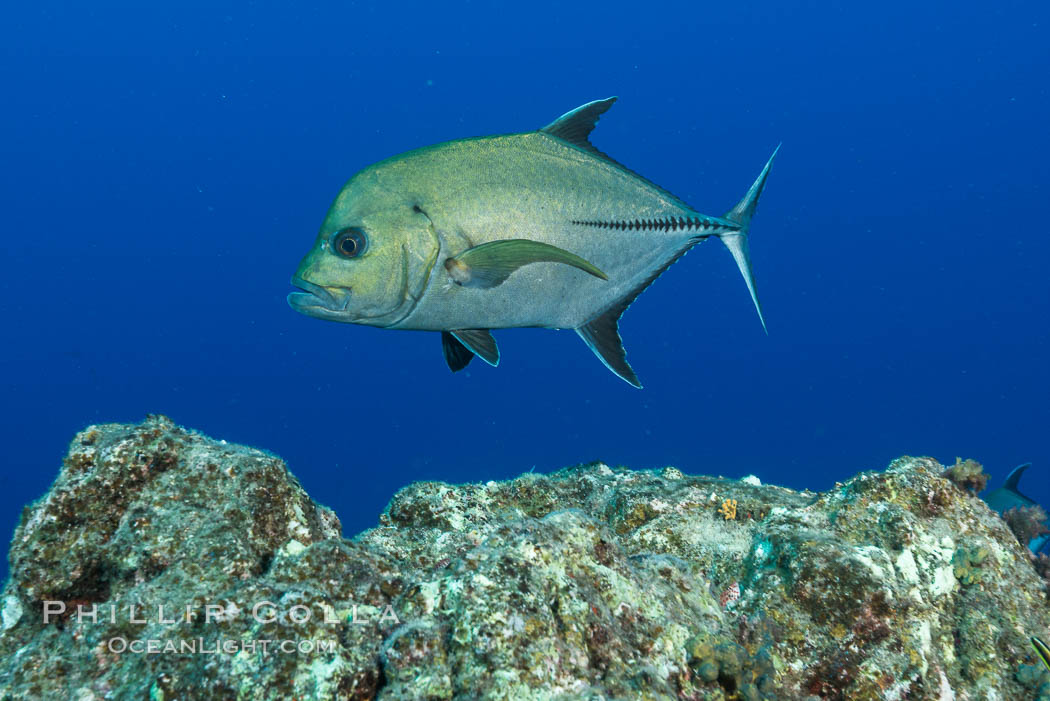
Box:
983 462 1050 554
288 98 779 387
1033 636 1050 672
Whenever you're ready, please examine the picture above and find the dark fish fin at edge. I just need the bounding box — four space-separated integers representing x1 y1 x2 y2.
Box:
441 331 474 372
450 329 500 367
576 237 705 388
1002 462 1032 493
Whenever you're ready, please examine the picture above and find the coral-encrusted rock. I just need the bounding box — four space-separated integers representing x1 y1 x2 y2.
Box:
1 418 1049 700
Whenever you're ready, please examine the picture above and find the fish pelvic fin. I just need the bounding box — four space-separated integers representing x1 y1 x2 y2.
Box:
441 331 474 372
450 329 500 367
720 144 780 335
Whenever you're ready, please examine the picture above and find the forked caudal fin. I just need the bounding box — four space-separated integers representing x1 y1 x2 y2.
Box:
574 144 780 388
719 144 780 334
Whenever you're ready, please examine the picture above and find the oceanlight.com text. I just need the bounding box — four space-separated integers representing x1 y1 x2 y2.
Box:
107 637 338 655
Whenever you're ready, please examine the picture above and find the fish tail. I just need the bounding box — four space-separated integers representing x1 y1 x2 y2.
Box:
719 144 780 334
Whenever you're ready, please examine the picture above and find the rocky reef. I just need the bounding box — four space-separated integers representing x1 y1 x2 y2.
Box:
1 416 1048 700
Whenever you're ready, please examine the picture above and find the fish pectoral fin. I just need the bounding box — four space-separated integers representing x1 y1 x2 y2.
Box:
450 329 500 367
576 309 641 389
447 239 608 289
441 331 474 372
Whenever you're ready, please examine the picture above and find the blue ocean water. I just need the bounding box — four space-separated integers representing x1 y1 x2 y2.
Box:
2 1 1048 585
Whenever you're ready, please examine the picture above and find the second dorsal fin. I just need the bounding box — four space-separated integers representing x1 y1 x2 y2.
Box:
540 97 617 154
540 98 696 211
1003 462 1032 493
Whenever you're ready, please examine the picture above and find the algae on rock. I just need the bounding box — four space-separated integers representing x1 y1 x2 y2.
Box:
1 416 1048 700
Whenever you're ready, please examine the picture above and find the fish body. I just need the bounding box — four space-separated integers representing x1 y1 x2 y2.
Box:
289 98 777 386
345 131 735 332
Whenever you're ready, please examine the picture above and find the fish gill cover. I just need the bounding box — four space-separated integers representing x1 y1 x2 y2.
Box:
1 0 1049 698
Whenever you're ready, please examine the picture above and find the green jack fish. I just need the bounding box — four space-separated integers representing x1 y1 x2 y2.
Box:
288 97 778 387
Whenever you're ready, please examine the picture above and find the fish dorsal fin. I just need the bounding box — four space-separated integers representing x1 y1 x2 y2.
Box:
1003 462 1032 493
576 238 704 388
441 331 474 372
450 329 499 367
541 97 696 211
541 97 618 155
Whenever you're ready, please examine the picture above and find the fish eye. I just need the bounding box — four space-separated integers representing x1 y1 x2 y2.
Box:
331 227 367 259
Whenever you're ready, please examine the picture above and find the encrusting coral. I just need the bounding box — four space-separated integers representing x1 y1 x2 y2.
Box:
1 417 1049 700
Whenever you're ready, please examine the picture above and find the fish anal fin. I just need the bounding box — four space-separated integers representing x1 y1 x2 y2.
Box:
450 329 499 367
576 310 641 389
441 331 474 372
575 238 704 388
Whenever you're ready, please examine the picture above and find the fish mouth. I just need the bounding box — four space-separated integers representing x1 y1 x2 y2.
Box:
287 277 351 315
